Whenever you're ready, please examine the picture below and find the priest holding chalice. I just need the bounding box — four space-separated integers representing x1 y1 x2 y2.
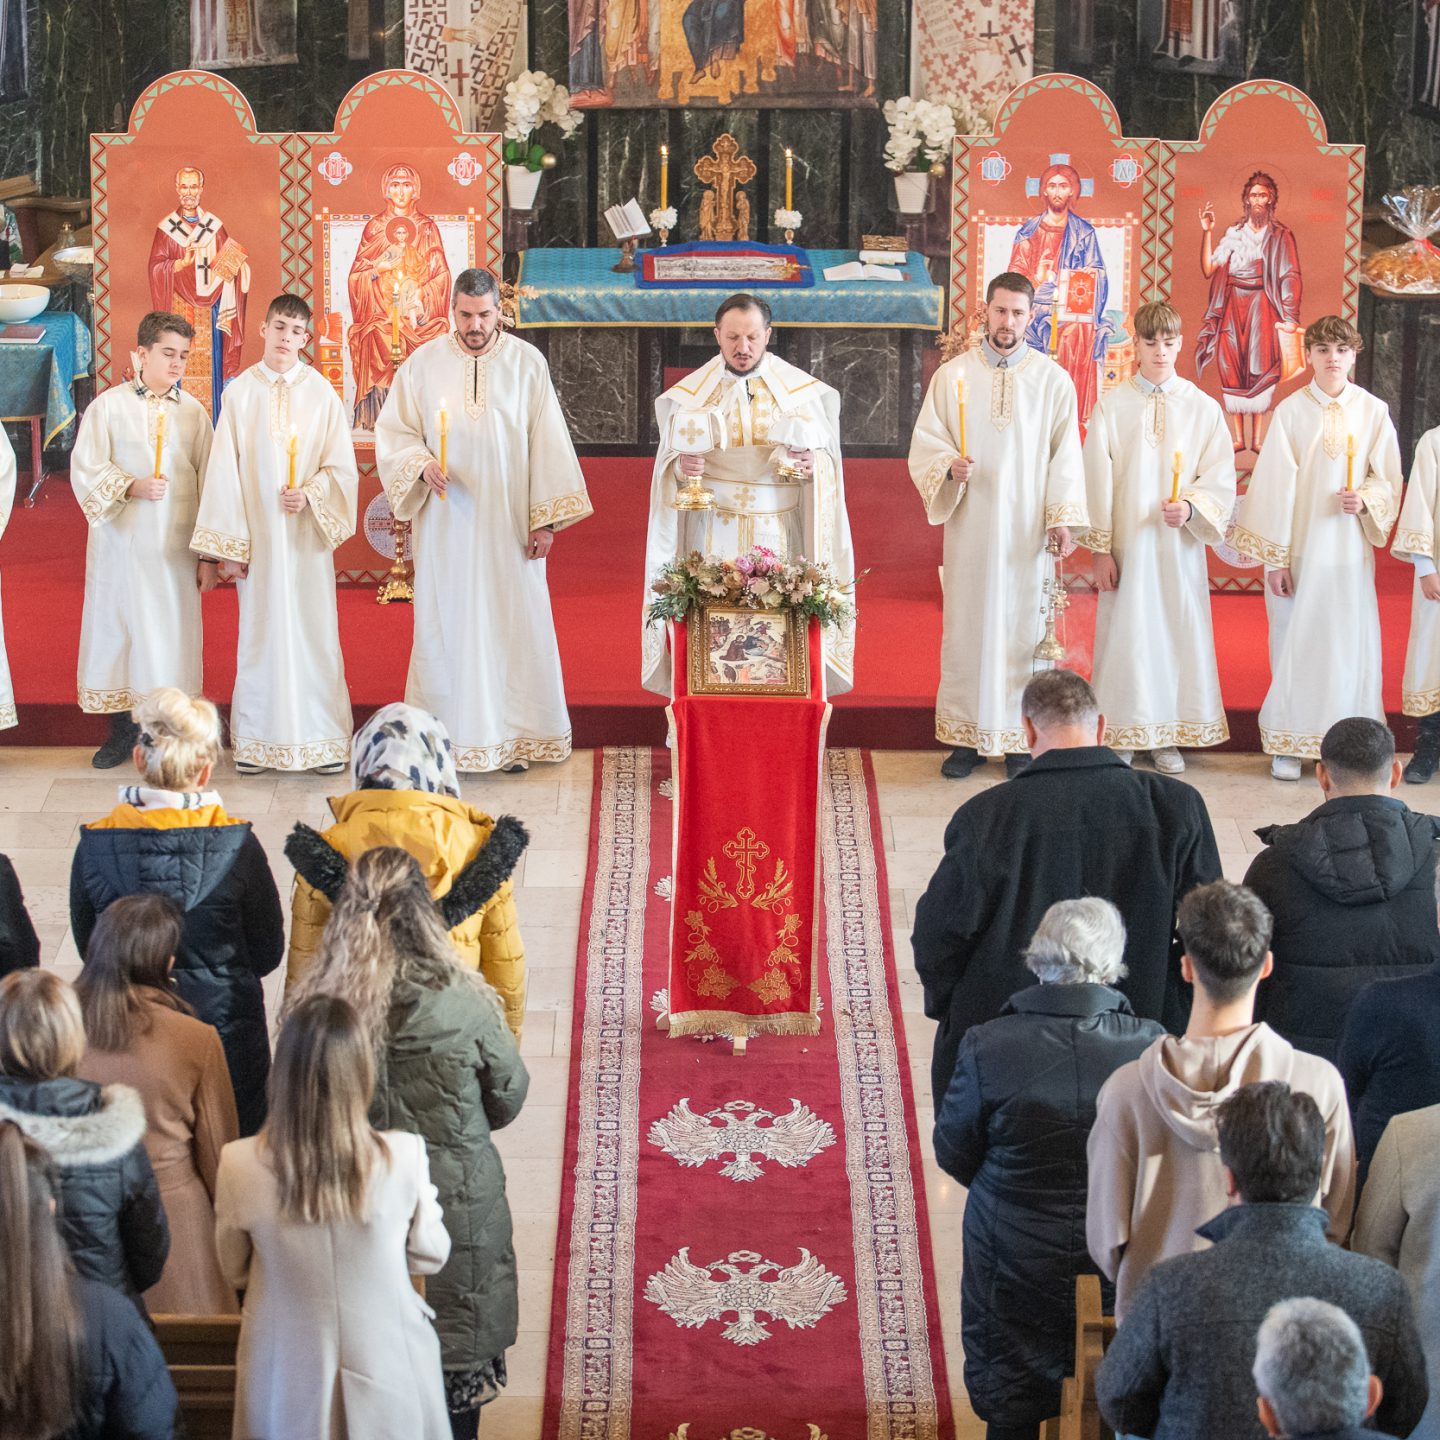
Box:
640 291 857 694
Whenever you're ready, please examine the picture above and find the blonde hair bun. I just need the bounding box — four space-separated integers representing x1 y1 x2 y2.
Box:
132 689 222 789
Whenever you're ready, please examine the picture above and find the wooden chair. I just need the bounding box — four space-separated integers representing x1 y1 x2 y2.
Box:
153 1315 241 1440
1056 1274 1117 1440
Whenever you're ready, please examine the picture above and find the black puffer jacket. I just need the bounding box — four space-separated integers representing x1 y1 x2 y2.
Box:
0 852 40 977
64 1275 178 1439
69 816 285 1136
933 984 1165 1427
1245 794 1440 1061
0 1077 169 1307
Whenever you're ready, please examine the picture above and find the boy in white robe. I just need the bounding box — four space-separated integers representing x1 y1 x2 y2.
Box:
72 311 214 767
1084 300 1236 773
1232 315 1401 780
192 293 359 774
1391 425 1440 782
0 423 15 730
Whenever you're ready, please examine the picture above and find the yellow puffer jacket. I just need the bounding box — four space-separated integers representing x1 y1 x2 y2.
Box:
285 789 527 1039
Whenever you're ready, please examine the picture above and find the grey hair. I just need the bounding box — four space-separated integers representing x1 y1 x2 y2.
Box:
452 267 501 305
1022 897 1128 986
1252 1298 1371 1436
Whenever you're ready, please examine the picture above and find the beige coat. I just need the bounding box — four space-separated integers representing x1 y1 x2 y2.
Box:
79 998 239 1314
1086 1022 1356 1318
215 1129 451 1440
1354 1103 1440 1440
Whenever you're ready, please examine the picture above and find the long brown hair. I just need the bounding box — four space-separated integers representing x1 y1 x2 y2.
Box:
74 894 190 1052
0 1121 83 1439
288 846 500 1054
264 995 387 1224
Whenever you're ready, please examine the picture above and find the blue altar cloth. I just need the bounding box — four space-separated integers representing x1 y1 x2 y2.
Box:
0 311 92 444
513 247 943 329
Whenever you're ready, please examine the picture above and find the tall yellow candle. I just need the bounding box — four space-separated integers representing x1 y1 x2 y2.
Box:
1346 433 1356 491
659 144 668 209
1049 310 1060 356
390 278 400 349
1171 448 1182 504
438 400 449 473
785 147 793 210
287 426 298 489
956 373 967 456
153 410 165 479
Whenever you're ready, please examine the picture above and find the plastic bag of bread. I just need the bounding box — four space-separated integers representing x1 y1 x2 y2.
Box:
1362 186 1440 294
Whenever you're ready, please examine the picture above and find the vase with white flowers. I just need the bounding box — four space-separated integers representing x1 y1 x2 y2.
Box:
502 70 583 208
882 96 957 214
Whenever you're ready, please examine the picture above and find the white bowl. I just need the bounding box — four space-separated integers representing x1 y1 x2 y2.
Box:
0 283 49 322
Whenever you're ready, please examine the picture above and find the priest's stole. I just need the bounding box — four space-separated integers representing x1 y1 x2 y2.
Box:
667 617 828 1038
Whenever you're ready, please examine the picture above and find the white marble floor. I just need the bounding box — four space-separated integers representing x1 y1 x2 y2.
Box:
5 745 1435 1437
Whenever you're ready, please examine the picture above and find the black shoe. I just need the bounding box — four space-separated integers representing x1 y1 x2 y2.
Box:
91 713 139 769
940 746 981 779
1405 748 1440 784
1004 753 1030 779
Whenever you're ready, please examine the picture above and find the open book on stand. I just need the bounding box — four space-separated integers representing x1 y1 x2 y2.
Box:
604 199 652 241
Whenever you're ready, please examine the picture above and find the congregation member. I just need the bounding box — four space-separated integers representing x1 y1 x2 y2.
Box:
0 1121 177 1440
375 267 593 774
71 311 214 770
69 689 284 1136
191 292 359 776
1254 1299 1403 1440
933 898 1164 1440
284 702 530 1039
1245 717 1439 1061
215 995 452 1440
0 850 39 978
289 846 530 1440
1355 1102 1440 1440
0 423 15 733
912 668 1220 1107
641 291 857 695
1088 881 1355 1320
907 271 1086 779
1394 422 1440 784
1083 299 1236 773
1095 1083 1425 1440
1232 315 1402 780
0 971 169 1309
74 893 239 1314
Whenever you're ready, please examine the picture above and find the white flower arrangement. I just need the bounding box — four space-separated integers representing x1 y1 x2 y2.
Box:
502 70 583 172
882 95 958 174
649 206 677 232
773 208 803 230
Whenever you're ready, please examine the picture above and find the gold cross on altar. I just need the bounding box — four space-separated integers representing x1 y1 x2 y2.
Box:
694 134 757 243
678 415 709 447
723 826 770 899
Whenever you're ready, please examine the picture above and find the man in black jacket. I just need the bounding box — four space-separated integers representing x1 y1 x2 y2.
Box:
1244 717 1440 1062
1095 1082 1427 1440
912 669 1220 1108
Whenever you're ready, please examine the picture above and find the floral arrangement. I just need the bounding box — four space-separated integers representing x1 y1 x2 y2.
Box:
882 96 958 174
649 205 678 233
648 547 856 628
502 70 583 172
773 207 803 231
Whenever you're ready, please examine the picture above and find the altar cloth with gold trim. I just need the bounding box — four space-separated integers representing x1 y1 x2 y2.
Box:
513 247 943 328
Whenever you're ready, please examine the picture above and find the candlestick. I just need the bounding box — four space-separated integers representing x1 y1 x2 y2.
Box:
956 373 967 457
659 144 668 210
785 148 793 210
1171 448 1182 504
287 426 298 489
153 411 165 479
1346 433 1356 491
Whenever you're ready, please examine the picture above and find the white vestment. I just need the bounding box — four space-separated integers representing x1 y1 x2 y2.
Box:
909 347 1087 755
1084 376 1236 750
641 353 857 696
72 384 214 713
191 362 359 770
0 425 15 729
1392 426 1440 717
375 331 592 772
1232 381 1401 756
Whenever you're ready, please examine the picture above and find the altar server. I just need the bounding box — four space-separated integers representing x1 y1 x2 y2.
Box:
1233 315 1401 780
192 294 358 774
640 291 857 696
1084 300 1235 773
0 424 15 730
73 311 213 769
908 271 1087 778
1392 425 1440 782
374 267 591 773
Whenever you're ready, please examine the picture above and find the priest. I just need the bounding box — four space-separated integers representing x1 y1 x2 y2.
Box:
908 271 1087 778
641 292 856 696
375 267 592 772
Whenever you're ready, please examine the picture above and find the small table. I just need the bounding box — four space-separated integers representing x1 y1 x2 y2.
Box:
0 310 91 503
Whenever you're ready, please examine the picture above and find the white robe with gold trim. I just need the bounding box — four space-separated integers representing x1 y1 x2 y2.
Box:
641 352 856 696
375 331 592 772
72 384 214 713
1232 381 1401 756
1393 425 1440 717
1084 377 1235 750
908 347 1087 755
0 426 15 729
191 363 358 770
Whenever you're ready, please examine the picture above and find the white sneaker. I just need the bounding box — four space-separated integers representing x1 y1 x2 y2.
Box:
1113 749 1134 765
1152 746 1186 774
1270 754 1302 782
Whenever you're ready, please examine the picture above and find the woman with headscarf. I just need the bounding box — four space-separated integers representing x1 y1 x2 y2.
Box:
284 703 529 1038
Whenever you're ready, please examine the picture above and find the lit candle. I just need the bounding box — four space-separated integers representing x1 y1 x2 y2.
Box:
660 144 668 210
785 147 793 210
1049 310 1060 356
1346 433 1356 491
956 373 967 457
391 278 400 350
438 399 449 473
287 425 298 490
153 410 165 479
1171 448 1182 505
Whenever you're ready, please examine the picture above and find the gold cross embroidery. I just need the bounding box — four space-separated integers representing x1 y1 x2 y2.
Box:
678 415 709 447
723 827 770 899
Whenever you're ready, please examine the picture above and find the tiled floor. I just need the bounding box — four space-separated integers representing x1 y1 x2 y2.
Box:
7 744 1435 1436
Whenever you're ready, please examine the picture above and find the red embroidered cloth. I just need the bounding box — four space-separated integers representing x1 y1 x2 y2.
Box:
667 617 829 1038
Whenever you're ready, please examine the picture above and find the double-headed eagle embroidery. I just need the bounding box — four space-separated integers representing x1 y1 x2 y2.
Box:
644 1248 847 1346
647 1099 836 1181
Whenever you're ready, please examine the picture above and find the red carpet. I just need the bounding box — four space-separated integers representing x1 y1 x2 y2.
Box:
0 460 1418 749
542 747 954 1437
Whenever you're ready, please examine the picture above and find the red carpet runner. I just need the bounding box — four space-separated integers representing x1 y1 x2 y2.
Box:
543 747 954 1440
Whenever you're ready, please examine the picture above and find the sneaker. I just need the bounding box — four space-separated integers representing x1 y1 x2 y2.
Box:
940 746 981 779
234 760 270 776
1270 755 1302 782
502 762 528 774
312 761 347 776
1004 753 1030 779
1152 746 1186 775
1404 747 1440 784
1112 749 1134 766
91 714 139 769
